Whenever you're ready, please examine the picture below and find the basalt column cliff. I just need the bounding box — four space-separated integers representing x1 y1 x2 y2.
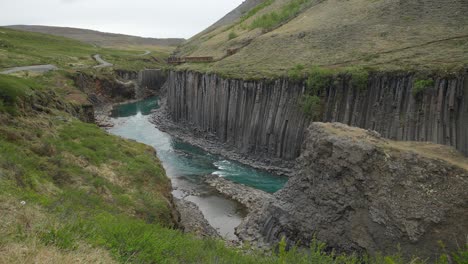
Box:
166 70 468 159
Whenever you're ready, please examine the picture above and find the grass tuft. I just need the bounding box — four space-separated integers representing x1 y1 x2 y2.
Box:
228 31 238 40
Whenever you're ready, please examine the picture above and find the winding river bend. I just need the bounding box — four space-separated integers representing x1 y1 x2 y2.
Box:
108 97 287 239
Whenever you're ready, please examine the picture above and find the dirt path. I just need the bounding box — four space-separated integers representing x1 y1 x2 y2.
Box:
1 53 113 74
138 50 151 56
93 54 113 68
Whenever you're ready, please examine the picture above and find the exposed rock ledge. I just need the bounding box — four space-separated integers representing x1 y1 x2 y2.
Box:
174 198 219 238
204 175 273 213
236 122 468 260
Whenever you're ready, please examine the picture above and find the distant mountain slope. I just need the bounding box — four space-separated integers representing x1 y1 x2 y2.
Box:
176 0 468 79
195 0 265 37
6 25 184 47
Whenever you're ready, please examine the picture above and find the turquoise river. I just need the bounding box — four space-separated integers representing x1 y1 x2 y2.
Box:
108 97 287 239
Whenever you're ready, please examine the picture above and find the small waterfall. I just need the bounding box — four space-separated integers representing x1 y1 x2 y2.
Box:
134 82 144 99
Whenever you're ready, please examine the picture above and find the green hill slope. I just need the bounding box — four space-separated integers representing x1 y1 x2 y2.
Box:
6 25 184 48
176 0 468 79
0 27 172 71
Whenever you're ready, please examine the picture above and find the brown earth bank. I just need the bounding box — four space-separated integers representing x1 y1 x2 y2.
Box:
163 70 468 165
236 122 468 261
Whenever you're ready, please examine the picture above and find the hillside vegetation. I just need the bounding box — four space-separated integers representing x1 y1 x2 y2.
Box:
175 0 468 79
0 27 171 71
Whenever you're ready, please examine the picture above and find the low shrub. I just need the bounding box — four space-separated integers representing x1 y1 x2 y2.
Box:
306 66 334 94
300 94 322 120
347 68 369 92
413 78 434 97
288 64 305 81
228 31 238 40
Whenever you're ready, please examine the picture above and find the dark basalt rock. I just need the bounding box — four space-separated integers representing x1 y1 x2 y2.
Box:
166 71 308 161
236 122 468 260
165 70 468 158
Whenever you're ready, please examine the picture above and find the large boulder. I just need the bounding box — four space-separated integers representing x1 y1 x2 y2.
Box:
237 122 468 260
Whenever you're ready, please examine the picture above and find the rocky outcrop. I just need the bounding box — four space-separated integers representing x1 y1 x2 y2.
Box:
74 72 136 104
237 122 468 260
75 69 167 105
19 89 95 123
115 69 138 80
165 70 468 158
174 198 220 238
204 175 273 213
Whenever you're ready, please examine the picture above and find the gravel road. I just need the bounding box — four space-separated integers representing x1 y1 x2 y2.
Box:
93 54 113 68
1 64 58 74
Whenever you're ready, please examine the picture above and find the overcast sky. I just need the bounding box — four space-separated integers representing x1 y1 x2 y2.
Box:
0 0 245 39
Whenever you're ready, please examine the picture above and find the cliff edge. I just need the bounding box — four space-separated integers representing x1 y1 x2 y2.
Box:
237 122 468 260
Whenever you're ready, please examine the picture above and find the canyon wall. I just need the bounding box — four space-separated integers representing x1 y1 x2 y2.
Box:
138 69 167 91
166 70 468 157
166 71 308 161
324 72 468 156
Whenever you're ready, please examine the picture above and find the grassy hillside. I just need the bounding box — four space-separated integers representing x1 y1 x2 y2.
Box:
6 25 184 48
0 27 171 71
175 0 468 79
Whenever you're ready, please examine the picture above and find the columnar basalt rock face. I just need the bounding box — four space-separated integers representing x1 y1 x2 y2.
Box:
166 71 309 160
324 72 468 156
166 71 468 157
236 122 468 260
167 72 307 159
138 69 167 92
